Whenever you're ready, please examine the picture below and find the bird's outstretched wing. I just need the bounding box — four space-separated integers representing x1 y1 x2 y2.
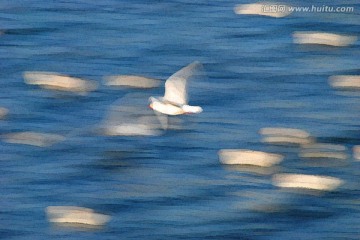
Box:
163 61 202 106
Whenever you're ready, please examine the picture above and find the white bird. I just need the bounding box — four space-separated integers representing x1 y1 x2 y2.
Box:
149 61 203 116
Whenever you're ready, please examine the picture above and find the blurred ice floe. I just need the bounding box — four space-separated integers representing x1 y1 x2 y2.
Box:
329 75 360 90
101 93 167 136
218 149 283 167
46 206 110 227
2 132 65 147
234 2 291 18
300 143 348 160
354 146 360 161
259 127 313 145
103 75 160 89
272 173 344 191
0 107 8 119
293 31 357 47
23 71 97 95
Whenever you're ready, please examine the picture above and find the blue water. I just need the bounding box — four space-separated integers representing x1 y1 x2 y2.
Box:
1 0 360 239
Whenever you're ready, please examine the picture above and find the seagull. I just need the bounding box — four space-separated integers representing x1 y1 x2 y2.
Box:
149 61 203 116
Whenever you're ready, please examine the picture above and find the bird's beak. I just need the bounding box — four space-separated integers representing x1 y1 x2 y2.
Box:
149 103 153 109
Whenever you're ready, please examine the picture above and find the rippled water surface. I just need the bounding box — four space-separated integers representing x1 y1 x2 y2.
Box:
1 0 360 239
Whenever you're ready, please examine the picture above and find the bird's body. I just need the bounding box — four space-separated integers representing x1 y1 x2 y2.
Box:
149 61 203 115
149 97 185 115
149 97 203 116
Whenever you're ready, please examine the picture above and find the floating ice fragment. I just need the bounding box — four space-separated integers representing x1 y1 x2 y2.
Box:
300 152 348 160
3 132 65 147
218 149 283 167
301 143 346 151
259 127 313 145
260 128 310 138
262 136 313 145
46 206 110 226
293 32 357 47
300 143 348 160
104 75 160 88
23 71 97 94
354 146 360 161
329 75 360 90
234 2 292 18
0 107 8 119
272 173 343 191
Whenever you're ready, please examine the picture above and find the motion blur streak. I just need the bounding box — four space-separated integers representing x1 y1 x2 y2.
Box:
102 93 166 136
